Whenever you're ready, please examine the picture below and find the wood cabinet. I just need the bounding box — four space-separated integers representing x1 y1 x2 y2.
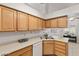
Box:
43 40 54 56
54 40 68 56
29 15 38 30
20 49 32 56
29 15 43 30
42 20 45 29
45 20 51 28
45 16 67 28
0 6 45 32
43 40 68 56
1 6 16 31
51 18 58 28
7 45 33 56
38 18 42 30
0 6 1 31
17 12 28 31
0 5 67 31
58 16 67 28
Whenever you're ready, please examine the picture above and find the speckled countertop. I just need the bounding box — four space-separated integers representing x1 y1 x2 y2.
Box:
0 37 69 56
0 37 42 56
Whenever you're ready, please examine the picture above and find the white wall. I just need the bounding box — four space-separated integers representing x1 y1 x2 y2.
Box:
45 5 79 19
76 19 79 43
0 3 44 18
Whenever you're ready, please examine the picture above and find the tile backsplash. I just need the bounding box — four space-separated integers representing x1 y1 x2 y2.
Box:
0 30 44 45
43 28 67 38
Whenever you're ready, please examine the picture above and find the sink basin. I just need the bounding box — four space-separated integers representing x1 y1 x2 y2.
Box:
18 38 29 43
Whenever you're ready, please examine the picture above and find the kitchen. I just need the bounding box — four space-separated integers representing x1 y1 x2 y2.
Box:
0 3 79 56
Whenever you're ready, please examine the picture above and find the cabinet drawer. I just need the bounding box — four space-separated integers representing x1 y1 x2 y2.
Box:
55 50 65 56
43 40 54 43
20 49 32 56
55 44 65 50
55 41 66 46
55 47 65 54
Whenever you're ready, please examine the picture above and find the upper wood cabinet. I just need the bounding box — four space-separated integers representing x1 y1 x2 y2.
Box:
29 15 38 30
0 6 45 32
57 16 67 28
38 18 43 30
45 16 67 28
1 6 16 31
17 12 29 31
42 20 45 29
51 18 58 28
45 20 51 28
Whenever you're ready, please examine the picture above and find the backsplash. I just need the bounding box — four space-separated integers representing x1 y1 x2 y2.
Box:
43 28 67 38
0 30 44 45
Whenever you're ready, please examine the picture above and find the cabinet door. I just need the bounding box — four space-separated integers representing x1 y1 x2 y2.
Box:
58 16 67 28
38 18 42 30
0 6 1 31
29 15 37 30
51 19 58 28
42 20 45 29
20 50 32 56
43 40 54 56
45 20 51 28
28 15 34 30
17 12 28 31
1 7 16 31
33 41 42 56
54 40 68 56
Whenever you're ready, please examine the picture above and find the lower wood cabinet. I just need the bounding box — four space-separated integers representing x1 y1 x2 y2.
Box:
20 49 32 56
6 40 68 56
42 40 68 56
54 40 68 56
42 40 54 56
7 45 33 56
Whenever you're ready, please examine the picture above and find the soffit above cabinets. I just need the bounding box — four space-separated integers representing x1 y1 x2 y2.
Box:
25 3 79 15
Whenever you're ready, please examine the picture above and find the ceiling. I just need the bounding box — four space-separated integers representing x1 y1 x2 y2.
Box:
25 3 79 15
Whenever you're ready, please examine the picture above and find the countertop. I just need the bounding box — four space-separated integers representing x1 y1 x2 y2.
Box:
0 37 42 56
42 38 69 42
0 37 69 56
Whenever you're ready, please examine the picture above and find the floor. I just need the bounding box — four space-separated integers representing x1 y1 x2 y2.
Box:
68 42 79 56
